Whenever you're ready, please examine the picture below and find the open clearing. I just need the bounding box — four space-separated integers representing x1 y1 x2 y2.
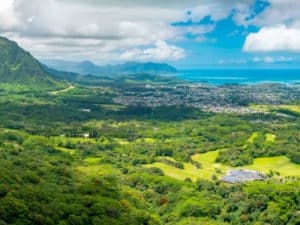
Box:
76 163 120 179
243 156 300 177
49 84 75 95
145 162 205 181
247 132 258 143
278 105 300 114
145 150 229 181
145 151 300 181
265 133 276 142
250 104 300 115
246 132 275 144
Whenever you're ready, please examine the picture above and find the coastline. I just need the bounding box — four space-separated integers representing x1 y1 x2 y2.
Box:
175 69 300 85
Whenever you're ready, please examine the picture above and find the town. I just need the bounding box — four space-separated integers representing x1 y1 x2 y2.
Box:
113 82 300 113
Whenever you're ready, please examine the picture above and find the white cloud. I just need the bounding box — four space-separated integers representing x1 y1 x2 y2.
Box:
0 0 13 11
244 25 300 52
120 40 185 62
242 0 300 53
0 0 19 30
0 0 187 63
252 56 292 63
0 0 257 63
249 0 300 27
183 24 215 36
188 0 255 24
217 58 247 65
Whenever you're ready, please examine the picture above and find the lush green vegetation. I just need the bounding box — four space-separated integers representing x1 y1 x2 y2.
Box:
0 37 64 89
0 84 299 224
147 151 300 181
250 104 300 116
1 35 300 224
1 119 300 225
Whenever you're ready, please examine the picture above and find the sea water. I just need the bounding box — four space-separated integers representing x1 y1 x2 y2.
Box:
176 69 300 85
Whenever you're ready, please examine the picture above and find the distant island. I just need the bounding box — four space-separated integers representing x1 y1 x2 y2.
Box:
42 60 177 77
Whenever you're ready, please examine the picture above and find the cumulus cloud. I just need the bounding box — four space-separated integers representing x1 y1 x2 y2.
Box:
186 0 255 24
242 0 300 53
249 0 300 27
243 25 300 52
0 0 257 63
0 0 19 30
0 0 187 63
0 0 13 11
120 40 185 62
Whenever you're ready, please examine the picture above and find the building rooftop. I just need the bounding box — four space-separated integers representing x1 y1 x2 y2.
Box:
220 169 265 183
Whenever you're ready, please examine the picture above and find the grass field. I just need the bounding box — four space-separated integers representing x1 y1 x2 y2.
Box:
145 162 204 181
249 104 271 112
250 104 300 114
56 146 76 155
145 151 300 181
84 157 102 164
265 133 276 142
246 132 275 143
242 156 300 177
145 150 229 181
247 132 258 143
53 136 98 144
278 105 300 114
49 84 75 95
76 163 120 179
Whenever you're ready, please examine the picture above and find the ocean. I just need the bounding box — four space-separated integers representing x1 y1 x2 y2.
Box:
176 69 300 85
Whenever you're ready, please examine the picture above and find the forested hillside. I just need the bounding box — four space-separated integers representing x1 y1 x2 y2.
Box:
0 37 63 89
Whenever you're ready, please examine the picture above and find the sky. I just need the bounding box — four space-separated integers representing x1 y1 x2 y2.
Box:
0 0 300 69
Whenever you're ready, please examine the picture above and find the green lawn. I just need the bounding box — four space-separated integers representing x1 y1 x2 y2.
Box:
250 104 300 114
56 146 76 155
242 156 300 177
49 84 75 95
53 136 98 144
265 133 276 142
145 162 203 181
145 151 229 181
247 132 258 143
278 105 300 114
76 163 120 179
84 157 102 164
145 151 300 181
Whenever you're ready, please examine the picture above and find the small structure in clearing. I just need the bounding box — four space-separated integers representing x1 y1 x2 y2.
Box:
79 108 91 113
220 169 265 183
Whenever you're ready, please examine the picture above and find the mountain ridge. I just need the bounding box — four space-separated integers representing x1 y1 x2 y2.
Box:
0 36 61 88
42 59 177 77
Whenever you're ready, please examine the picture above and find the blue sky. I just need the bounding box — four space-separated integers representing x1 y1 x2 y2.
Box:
172 0 300 69
1 0 300 69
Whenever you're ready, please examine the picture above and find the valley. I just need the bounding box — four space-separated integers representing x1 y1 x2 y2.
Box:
0 69 299 224
0 36 299 225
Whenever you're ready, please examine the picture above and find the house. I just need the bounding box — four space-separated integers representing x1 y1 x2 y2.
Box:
220 169 265 183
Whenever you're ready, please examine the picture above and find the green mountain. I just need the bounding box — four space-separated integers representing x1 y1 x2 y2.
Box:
42 64 183 87
43 59 177 76
0 36 60 87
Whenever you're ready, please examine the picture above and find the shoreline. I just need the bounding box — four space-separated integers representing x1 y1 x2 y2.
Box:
174 70 300 85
